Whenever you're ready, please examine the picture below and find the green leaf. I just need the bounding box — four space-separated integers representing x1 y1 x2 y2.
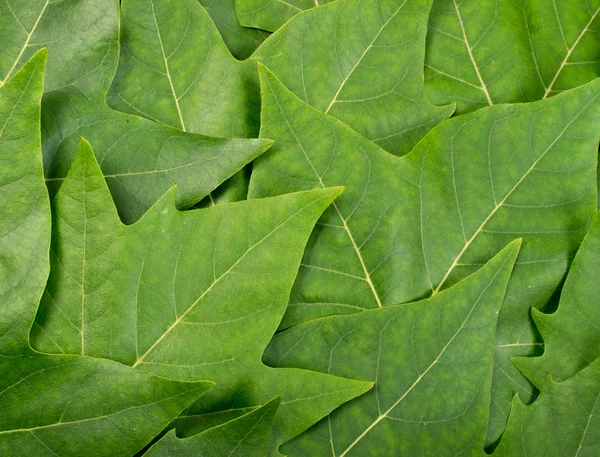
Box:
234 0 336 32
0 50 212 457
493 358 600 457
514 213 600 389
202 0 270 60
108 0 453 158
253 0 454 156
146 397 280 456
33 140 372 455
425 0 600 114
249 66 600 445
1 0 271 223
107 0 260 139
263 240 519 456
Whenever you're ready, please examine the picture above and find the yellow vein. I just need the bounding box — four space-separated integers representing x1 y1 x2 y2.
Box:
575 392 600 457
277 0 303 12
0 0 49 86
543 6 600 99
151 0 187 131
339 255 505 457
324 0 408 114
265 77 383 307
131 195 330 368
80 159 87 356
432 93 600 296
453 0 493 105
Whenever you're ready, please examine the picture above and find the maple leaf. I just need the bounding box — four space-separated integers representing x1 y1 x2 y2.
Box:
107 0 452 157
493 358 600 457
263 239 520 456
0 50 211 457
33 137 372 454
249 65 600 445
0 0 271 223
425 0 600 113
513 213 600 388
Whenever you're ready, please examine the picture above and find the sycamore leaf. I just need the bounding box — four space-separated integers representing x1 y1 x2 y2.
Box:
493 359 600 457
249 66 600 445
201 0 270 60
513 213 600 389
33 140 372 455
0 0 271 224
107 0 261 139
146 397 280 456
0 50 211 457
107 0 452 157
425 0 600 114
234 0 336 32
263 240 519 456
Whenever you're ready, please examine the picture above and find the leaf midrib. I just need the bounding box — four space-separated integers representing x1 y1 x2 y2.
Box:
337 248 510 457
431 91 600 296
264 74 383 308
131 192 334 367
323 0 408 114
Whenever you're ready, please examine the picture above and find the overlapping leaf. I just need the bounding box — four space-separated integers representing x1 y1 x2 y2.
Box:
513 213 600 388
249 66 600 445
263 240 519 456
108 0 453 157
202 0 270 60
0 0 271 223
425 0 600 114
33 139 371 455
235 0 336 32
493 358 600 457
147 397 280 456
0 51 211 457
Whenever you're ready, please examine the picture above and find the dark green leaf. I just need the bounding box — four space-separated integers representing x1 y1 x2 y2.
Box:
249 65 600 445
0 0 270 223
493 359 600 457
264 240 519 456
514 213 600 388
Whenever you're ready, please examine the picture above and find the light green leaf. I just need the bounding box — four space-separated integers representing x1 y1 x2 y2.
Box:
147 397 280 456
235 0 336 32
33 141 372 455
493 358 600 457
201 0 270 60
263 240 519 456
0 50 212 457
1 0 271 224
514 213 600 389
107 0 260 139
252 0 454 156
108 0 453 158
425 0 600 114
249 66 600 445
